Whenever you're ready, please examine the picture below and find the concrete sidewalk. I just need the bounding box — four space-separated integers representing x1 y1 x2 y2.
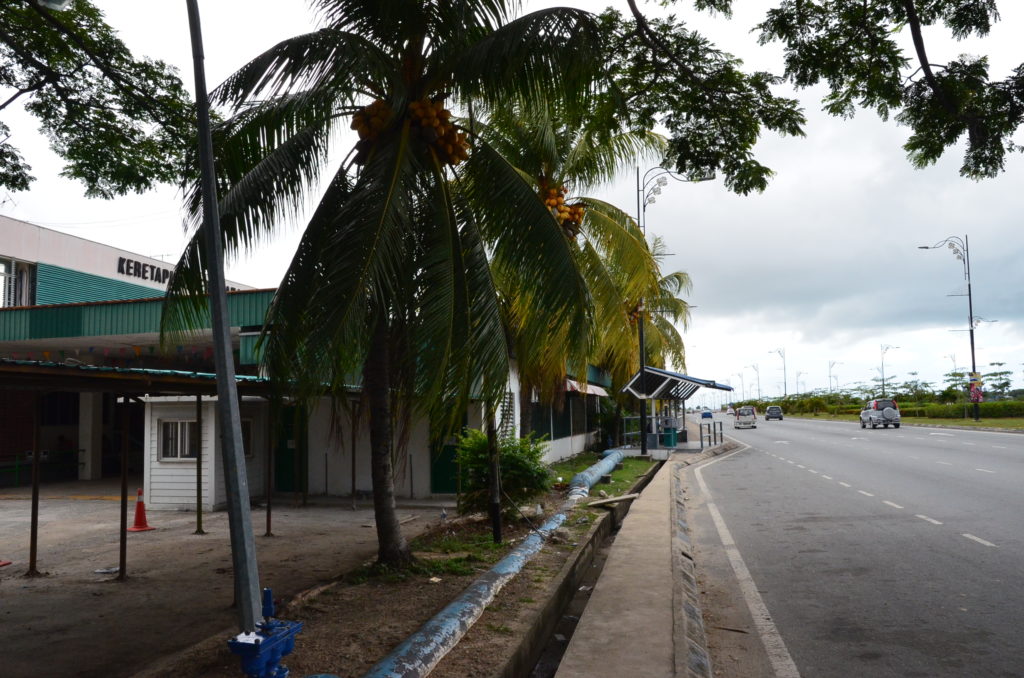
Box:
554 447 715 678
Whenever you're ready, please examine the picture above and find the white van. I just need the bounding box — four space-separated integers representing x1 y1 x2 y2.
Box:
734 405 757 429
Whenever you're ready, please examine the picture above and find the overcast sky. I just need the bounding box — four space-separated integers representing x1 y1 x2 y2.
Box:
3 1 1022 405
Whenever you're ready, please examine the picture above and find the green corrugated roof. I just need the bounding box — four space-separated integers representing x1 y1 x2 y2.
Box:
0 289 275 342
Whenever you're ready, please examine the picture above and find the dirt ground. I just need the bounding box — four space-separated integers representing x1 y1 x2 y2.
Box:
0 478 592 678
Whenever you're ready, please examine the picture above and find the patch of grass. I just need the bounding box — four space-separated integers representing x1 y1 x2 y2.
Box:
518 596 536 604
486 623 514 635
790 414 1024 430
411 528 510 564
549 452 655 497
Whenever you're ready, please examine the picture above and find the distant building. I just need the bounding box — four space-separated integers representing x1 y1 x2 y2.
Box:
0 217 607 509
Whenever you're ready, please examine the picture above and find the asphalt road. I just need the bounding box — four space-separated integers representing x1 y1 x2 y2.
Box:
688 414 1024 677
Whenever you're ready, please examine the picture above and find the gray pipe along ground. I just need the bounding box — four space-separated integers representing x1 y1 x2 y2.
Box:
305 448 626 678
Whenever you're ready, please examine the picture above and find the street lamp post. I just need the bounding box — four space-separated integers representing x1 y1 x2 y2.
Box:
828 360 842 393
771 348 787 397
748 363 761 400
795 370 805 395
634 166 711 455
919 235 981 420
880 344 898 396
734 372 746 401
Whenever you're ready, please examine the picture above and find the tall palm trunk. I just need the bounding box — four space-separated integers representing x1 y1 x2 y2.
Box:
364 318 412 567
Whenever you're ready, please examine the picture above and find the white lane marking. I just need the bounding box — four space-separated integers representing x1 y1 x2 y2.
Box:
916 514 943 525
975 468 995 474
993 445 1007 449
808 469 819 474
775 441 791 445
936 461 953 466
695 450 803 678
963 534 998 548
858 490 875 497
787 460 795 464
838 482 851 488
883 501 904 509
910 456 920 460
821 475 833 480
796 464 806 469
930 432 954 437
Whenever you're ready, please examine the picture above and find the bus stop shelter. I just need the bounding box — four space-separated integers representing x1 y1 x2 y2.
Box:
621 366 734 450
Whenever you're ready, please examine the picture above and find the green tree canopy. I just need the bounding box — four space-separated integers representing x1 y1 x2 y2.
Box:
0 1 193 197
752 0 1024 178
597 5 806 194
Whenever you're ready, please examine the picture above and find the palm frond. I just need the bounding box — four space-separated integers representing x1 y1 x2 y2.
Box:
213 29 394 107
454 7 602 118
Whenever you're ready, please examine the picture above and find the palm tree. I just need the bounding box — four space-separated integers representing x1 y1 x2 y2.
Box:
477 102 664 431
162 1 604 567
630 236 691 374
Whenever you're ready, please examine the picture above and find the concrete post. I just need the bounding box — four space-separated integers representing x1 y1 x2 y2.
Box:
78 392 104 480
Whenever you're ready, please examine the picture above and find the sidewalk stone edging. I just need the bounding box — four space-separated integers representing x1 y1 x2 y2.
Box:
672 462 711 678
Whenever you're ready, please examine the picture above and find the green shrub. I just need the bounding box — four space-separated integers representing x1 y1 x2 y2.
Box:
455 429 552 518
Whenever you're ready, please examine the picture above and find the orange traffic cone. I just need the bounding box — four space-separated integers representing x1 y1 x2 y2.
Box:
127 488 155 532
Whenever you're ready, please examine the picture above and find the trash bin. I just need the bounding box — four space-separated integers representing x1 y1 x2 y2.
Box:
646 432 660 451
662 428 677 448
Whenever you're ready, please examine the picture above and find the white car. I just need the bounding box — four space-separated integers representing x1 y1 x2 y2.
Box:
734 405 757 429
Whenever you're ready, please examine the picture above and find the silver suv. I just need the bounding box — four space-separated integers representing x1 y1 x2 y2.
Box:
860 399 901 429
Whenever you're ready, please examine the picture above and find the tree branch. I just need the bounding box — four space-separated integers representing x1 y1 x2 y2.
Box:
901 0 957 116
26 2 183 132
623 0 740 98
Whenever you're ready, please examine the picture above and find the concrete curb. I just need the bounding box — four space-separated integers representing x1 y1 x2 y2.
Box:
672 462 710 678
668 439 740 678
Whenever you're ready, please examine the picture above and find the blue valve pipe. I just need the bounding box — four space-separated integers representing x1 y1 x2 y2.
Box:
228 587 304 678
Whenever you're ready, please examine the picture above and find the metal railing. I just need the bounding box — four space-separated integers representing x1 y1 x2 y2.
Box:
699 421 723 449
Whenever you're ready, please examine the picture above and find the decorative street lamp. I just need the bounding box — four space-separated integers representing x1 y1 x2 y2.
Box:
880 344 898 396
828 360 842 393
633 166 711 455
771 347 787 397
919 235 981 420
747 363 761 400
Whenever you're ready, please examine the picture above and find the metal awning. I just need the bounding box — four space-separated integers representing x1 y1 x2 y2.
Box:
0 358 273 396
566 378 609 397
621 366 734 401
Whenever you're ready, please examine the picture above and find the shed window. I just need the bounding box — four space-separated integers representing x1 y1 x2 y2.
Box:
160 420 198 459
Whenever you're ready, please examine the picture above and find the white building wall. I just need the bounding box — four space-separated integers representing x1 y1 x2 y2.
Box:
304 400 437 499
0 215 253 292
543 432 595 465
212 399 267 508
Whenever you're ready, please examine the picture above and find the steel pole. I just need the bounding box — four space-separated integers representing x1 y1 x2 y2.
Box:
186 0 262 632
965 235 980 421
635 167 648 456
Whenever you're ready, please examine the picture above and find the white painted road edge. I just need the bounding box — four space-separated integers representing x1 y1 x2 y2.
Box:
694 445 802 678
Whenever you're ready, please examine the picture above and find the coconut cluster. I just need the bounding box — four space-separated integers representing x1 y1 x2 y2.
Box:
539 180 585 237
409 97 469 166
350 99 392 141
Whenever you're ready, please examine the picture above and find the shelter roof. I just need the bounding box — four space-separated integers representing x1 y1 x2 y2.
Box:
621 366 734 401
